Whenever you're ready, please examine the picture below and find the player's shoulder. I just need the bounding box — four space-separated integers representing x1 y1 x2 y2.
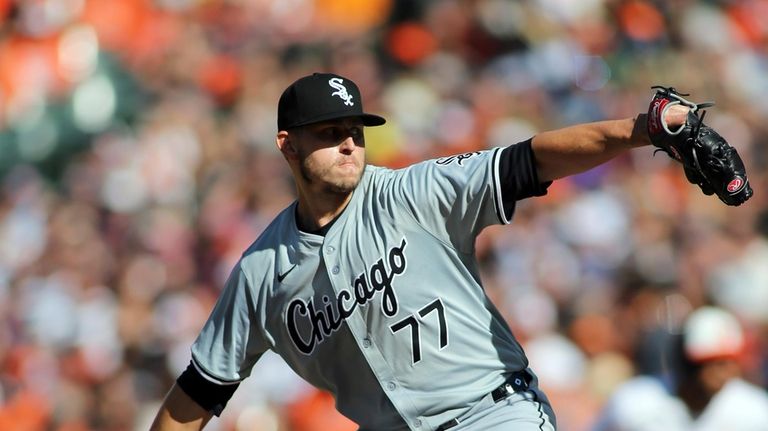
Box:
358 164 400 192
598 376 691 431
697 378 768 428
365 148 500 179
363 164 395 178
718 378 768 405
412 148 501 175
239 203 297 261
603 375 681 413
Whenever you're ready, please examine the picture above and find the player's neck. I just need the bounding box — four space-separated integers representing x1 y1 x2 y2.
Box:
295 190 353 233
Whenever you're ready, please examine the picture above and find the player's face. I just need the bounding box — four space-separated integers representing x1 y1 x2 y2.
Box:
292 119 366 194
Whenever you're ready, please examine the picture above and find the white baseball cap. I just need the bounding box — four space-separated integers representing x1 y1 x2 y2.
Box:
683 306 744 363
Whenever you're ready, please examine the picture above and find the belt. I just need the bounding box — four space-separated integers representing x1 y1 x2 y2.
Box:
435 370 532 431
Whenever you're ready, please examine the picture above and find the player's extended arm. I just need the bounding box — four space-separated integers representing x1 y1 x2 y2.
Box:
532 107 688 182
150 383 214 431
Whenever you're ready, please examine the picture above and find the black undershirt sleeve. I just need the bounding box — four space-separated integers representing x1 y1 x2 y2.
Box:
176 360 240 417
499 139 552 215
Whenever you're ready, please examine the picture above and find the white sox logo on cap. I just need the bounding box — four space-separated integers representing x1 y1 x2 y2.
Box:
328 77 354 106
277 73 385 129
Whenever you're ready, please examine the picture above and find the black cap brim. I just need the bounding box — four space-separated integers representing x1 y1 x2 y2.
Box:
361 113 387 127
285 112 386 129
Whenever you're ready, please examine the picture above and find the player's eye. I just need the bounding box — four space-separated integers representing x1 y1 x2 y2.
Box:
317 127 344 142
349 126 363 139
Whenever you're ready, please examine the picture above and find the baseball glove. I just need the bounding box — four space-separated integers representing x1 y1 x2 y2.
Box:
647 86 753 206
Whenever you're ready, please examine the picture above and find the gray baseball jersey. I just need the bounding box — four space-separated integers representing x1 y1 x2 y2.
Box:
191 147 535 430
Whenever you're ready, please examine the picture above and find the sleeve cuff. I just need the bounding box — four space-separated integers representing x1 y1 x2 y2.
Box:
177 360 241 417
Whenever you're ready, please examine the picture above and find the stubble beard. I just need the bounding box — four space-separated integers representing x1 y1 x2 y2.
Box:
299 156 364 195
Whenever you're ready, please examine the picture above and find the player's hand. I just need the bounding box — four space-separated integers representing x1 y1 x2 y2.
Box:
662 104 690 129
646 86 753 206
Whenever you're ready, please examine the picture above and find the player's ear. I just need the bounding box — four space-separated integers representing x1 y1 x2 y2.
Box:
276 130 298 160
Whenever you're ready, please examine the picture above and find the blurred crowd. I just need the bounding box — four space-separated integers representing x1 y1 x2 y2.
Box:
0 0 767 430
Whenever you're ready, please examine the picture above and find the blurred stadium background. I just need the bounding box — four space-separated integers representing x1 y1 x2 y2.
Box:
0 0 766 430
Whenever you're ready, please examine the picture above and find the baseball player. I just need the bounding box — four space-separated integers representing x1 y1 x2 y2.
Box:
593 306 768 431
150 73 751 431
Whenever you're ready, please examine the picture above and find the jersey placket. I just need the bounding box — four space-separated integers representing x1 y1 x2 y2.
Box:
321 230 426 430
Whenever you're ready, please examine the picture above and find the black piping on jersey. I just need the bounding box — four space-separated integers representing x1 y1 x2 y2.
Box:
491 147 508 225
495 138 552 225
190 354 243 385
535 398 546 430
526 382 553 430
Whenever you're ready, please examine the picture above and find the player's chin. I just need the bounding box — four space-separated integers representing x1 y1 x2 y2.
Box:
327 170 363 194
326 181 358 195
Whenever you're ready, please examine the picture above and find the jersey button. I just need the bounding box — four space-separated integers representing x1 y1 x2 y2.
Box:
414 419 422 428
326 246 335 254
362 338 372 348
386 381 397 391
331 265 340 275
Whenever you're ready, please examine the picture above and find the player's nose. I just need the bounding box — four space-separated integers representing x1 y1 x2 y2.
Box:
338 136 357 154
